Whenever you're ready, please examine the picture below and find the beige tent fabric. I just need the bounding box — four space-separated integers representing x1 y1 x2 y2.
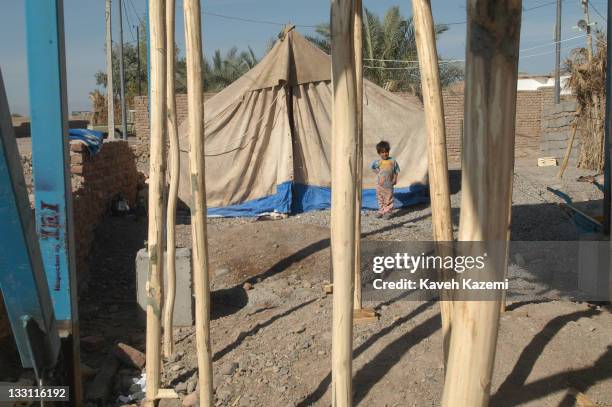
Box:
177 28 428 211
247 27 331 91
292 80 428 189
178 86 292 208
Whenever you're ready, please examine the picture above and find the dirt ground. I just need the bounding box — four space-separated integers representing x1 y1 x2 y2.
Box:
3 143 610 406
67 158 612 406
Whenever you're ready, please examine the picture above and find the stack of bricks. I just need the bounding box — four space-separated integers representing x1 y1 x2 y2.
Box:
514 91 546 159
70 140 139 284
133 93 216 143
441 87 465 163
539 99 579 165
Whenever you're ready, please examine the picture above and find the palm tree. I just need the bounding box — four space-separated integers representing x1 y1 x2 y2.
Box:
306 6 463 94
203 46 259 92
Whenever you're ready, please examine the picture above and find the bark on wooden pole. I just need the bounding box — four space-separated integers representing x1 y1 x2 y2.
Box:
353 0 363 310
163 0 179 359
184 0 214 405
330 0 358 405
412 0 454 363
442 1 522 406
144 0 166 404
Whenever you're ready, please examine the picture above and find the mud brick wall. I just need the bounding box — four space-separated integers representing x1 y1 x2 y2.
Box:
134 88 566 163
70 140 139 284
134 93 215 142
0 141 139 340
540 99 579 165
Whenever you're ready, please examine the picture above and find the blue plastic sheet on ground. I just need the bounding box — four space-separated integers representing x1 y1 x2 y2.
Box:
69 128 104 155
207 181 428 217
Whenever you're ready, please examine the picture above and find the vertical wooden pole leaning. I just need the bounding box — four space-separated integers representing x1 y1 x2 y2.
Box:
144 0 166 404
163 0 179 359
184 1 214 405
330 0 358 405
441 1 522 406
353 0 363 311
412 0 454 364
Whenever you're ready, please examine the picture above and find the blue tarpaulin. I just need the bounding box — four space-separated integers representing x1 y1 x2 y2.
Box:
69 128 104 155
207 181 429 217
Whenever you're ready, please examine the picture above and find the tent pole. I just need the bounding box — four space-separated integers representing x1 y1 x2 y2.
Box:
330 0 358 405
412 0 454 365
163 0 179 359
184 0 214 405
441 1 522 406
353 0 363 310
144 0 167 404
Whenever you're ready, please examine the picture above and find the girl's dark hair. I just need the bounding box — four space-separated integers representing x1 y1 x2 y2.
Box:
376 140 391 153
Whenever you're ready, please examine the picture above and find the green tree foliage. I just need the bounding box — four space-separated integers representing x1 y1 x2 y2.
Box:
305 6 463 94
95 19 259 99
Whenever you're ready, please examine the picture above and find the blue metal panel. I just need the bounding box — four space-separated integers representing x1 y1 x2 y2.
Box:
25 0 77 322
0 70 60 369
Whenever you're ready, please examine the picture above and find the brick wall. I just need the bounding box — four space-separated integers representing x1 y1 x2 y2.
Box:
134 93 214 142
0 140 140 341
134 87 575 163
539 100 579 165
70 140 140 284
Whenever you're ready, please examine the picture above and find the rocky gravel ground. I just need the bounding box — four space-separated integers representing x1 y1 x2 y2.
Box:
8 138 610 406
71 160 612 406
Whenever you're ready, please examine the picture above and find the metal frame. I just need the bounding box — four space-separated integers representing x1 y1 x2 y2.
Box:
25 0 78 326
0 69 60 374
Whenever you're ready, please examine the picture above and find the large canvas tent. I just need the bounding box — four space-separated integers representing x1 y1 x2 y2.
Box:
178 27 429 217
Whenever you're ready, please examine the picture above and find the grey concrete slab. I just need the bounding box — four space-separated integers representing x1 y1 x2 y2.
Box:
136 247 193 326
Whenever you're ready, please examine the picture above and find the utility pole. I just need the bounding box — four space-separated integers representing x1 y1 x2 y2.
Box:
582 0 593 62
554 0 562 104
605 0 612 298
118 0 128 140
137 25 142 96
105 0 115 138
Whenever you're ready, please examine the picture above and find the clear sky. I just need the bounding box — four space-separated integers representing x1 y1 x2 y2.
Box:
0 0 607 115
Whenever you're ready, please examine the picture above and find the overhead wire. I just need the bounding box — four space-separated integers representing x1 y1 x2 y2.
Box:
122 0 136 43
587 0 607 21
202 11 317 28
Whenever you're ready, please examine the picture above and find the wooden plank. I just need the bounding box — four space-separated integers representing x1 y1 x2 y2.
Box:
538 157 558 167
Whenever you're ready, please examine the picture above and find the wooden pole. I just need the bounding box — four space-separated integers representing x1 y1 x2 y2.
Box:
184 0 214 405
353 0 363 310
163 0 179 359
412 0 454 364
582 0 593 62
442 1 522 406
144 0 166 404
330 0 358 405
557 119 579 178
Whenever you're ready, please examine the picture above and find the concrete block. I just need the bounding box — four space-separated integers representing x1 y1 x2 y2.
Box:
136 248 193 326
